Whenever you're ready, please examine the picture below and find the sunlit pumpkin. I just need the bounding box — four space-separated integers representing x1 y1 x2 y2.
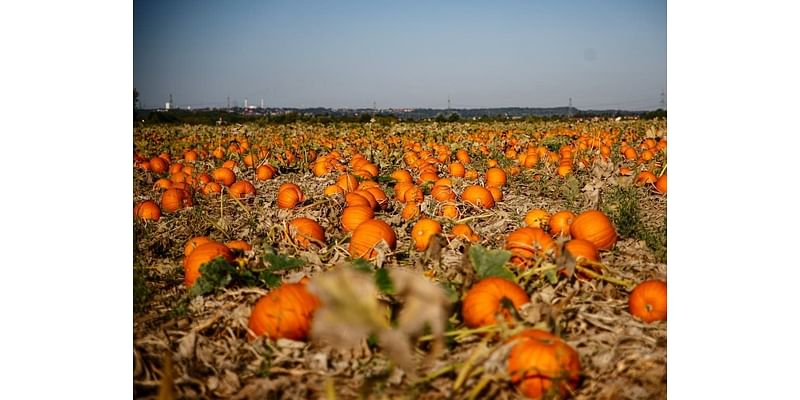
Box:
349 219 397 259
628 279 667 323
341 205 374 232
248 282 321 340
461 185 495 209
507 329 582 399
462 277 530 328
288 218 326 249
134 200 161 221
411 218 442 252
570 210 617 251
183 241 234 287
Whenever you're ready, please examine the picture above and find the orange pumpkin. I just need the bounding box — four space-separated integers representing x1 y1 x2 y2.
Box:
411 218 442 252
439 203 460 219
212 167 236 187
184 236 213 257
507 329 582 399
288 218 326 248
277 185 305 209
248 282 321 340
485 167 507 188
461 185 495 209
341 205 374 232
401 202 420 221
628 279 667 323
229 180 256 199
570 210 617 251
548 210 575 237
183 241 234 287
655 173 667 194
349 219 397 259
462 277 530 328
505 227 557 267
448 162 466 177
256 164 276 181
635 171 657 186
226 240 252 252
149 156 169 174
524 209 550 229
202 182 222 195
134 200 161 221
160 188 192 213
451 223 479 243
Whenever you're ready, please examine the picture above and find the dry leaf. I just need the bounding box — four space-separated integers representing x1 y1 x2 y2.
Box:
156 352 176 400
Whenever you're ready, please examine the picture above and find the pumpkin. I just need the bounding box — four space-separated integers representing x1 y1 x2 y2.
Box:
336 173 359 192
390 169 413 183
277 185 304 209
431 185 457 202
411 218 442 251
563 239 599 264
134 200 161 221
149 156 169 174
288 218 326 248
448 162 466 177
462 277 530 328
229 180 256 199
628 279 667 323
256 164 276 181
456 149 471 164
524 209 550 229
548 210 575 237
184 236 213 257
507 329 582 399
323 184 344 197
212 167 236 187
248 282 321 340
341 205 374 232
401 202 420 221
440 203 459 219
570 210 617 251
202 182 222 195
655 173 667 194
505 227 557 267
226 240 252 252
485 167 507 188
451 223 479 242
635 171 657 186
349 219 397 259
160 188 192 213
153 178 173 190
183 241 234 287
461 185 495 209
488 186 503 202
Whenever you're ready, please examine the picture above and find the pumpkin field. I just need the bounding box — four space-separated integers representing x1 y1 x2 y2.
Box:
133 119 667 399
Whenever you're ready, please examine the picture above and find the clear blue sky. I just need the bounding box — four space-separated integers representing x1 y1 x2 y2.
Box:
134 0 666 110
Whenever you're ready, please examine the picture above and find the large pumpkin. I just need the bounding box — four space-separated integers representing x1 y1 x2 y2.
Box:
183 241 234 287
569 210 617 250
248 282 321 340
628 279 667 323
461 277 530 328
341 205 374 233
349 219 397 259
507 329 582 399
134 200 161 221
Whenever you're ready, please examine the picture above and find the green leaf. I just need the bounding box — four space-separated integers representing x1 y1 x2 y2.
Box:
351 258 375 272
544 268 559 285
468 244 516 282
374 268 394 295
259 271 282 288
189 257 237 297
263 252 305 271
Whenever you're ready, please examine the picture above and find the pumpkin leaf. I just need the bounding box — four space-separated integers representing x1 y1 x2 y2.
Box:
189 257 237 297
544 268 559 285
468 244 515 282
351 258 375 272
374 268 394 295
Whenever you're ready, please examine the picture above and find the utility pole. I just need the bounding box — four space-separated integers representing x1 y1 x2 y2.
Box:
568 98 573 118
227 96 231 110
447 95 451 111
659 90 666 109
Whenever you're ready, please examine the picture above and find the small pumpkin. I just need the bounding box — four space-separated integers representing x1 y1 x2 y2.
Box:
655 173 667 194
401 202 420 221
160 187 192 213
485 167 507 188
212 167 236 187
411 218 442 252
524 209 550 229
183 241 234 287
451 223 480 243
507 329 582 399
628 279 667 323
462 277 530 328
461 185 495 209
229 180 256 199
570 210 617 251
226 240 252 252
288 218 326 249
202 182 222 195
248 282 321 340
256 164 276 181
548 210 575 237
349 219 397 259
134 200 161 221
